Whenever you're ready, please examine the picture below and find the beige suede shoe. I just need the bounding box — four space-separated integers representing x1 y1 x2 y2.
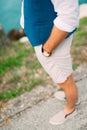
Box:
49 109 77 125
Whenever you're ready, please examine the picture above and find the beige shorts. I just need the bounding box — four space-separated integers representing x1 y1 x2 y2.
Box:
34 35 73 83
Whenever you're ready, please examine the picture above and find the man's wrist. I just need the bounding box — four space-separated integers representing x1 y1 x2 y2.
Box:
42 45 52 57
43 42 53 54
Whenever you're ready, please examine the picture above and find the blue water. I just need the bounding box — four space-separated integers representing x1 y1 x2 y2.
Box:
0 0 87 33
0 0 21 33
79 0 87 4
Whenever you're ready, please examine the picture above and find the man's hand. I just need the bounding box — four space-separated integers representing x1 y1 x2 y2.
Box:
43 25 68 53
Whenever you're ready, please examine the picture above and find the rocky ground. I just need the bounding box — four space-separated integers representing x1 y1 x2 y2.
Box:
0 64 87 130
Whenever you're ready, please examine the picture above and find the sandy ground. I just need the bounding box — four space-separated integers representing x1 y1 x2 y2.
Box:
79 4 87 18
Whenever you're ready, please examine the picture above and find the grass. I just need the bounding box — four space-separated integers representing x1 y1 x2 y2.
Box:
73 17 87 46
0 47 34 76
0 41 47 101
0 79 44 100
71 17 87 68
0 17 87 101
72 64 79 70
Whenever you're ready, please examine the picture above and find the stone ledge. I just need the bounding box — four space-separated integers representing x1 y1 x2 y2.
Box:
1 76 87 130
0 64 87 126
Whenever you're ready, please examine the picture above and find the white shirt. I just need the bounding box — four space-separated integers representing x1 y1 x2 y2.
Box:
20 0 79 32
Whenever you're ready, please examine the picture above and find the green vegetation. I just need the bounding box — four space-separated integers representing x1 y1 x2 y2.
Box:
0 79 44 99
71 17 87 70
0 49 33 76
72 64 79 70
0 42 46 100
73 17 87 46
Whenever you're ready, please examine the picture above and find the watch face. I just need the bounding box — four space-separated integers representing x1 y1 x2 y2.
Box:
43 51 50 57
42 46 51 57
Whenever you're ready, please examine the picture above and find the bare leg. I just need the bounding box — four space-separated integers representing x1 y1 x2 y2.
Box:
58 74 78 114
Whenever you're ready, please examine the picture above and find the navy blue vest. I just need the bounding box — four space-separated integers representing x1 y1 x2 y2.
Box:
24 0 76 46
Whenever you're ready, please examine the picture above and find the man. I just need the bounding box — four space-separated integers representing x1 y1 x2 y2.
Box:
20 0 79 125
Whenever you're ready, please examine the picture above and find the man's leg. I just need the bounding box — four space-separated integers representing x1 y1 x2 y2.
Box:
49 74 78 125
58 74 78 114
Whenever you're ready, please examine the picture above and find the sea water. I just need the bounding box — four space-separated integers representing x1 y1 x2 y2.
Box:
0 0 21 33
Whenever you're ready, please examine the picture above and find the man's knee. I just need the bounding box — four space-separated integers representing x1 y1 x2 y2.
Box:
57 75 73 90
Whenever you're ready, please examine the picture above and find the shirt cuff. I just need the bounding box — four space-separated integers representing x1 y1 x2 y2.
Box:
54 17 76 32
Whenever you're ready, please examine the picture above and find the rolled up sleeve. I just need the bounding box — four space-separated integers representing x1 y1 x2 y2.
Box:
51 0 79 32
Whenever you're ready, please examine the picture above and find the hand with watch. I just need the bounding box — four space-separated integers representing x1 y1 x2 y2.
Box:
41 25 69 57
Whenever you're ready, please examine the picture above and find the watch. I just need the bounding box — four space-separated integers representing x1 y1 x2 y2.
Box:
42 46 51 57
